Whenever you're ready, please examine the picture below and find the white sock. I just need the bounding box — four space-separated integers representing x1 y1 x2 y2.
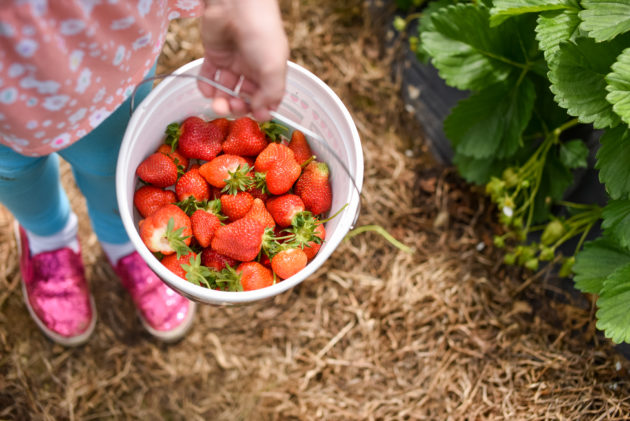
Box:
100 241 136 266
26 212 80 255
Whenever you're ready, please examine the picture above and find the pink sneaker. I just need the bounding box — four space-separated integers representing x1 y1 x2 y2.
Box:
111 251 196 342
14 222 96 346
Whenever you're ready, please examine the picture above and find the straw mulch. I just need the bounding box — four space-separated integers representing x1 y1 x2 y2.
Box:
1 1 629 420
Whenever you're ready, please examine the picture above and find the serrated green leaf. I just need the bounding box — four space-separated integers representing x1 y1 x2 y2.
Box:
548 36 630 129
579 0 630 43
596 125 630 199
595 262 630 344
573 236 630 294
421 4 537 91
444 78 535 159
559 139 588 169
601 199 630 249
490 0 572 27
606 47 630 126
414 0 458 63
535 8 581 66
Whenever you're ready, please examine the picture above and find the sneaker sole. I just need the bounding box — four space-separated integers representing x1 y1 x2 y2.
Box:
15 221 97 347
137 300 197 343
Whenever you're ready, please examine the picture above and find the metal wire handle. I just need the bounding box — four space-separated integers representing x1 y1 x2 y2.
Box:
129 71 363 226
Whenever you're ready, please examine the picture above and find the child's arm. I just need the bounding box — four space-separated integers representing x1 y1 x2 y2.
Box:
198 0 289 121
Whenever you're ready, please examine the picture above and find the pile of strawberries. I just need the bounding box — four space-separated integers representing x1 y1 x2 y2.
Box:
133 115 333 292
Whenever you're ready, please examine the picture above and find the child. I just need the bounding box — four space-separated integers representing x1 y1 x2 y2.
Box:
0 0 289 346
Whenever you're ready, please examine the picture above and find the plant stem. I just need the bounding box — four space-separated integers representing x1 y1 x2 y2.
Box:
345 225 413 254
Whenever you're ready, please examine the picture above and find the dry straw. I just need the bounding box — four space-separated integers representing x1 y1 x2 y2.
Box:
1 1 629 420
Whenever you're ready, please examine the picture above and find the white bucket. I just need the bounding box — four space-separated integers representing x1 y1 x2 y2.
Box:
116 59 363 305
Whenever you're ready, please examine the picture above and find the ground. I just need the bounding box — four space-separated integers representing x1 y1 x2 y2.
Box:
1 1 629 420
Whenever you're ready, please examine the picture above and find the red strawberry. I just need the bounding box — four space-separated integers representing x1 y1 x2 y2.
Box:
156 144 189 171
222 116 268 156
244 198 275 229
237 261 274 291
136 152 178 188
246 185 269 202
211 217 267 262
294 161 332 215
191 208 222 248
302 223 325 260
220 191 254 221
271 248 308 280
175 168 210 202
254 142 295 172
166 116 224 161
259 253 272 268
133 185 177 218
201 248 237 271
266 194 306 227
161 251 196 279
266 158 301 195
211 117 231 139
288 130 314 165
138 204 192 255
199 154 251 190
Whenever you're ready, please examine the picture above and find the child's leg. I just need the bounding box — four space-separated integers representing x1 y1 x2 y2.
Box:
58 75 154 245
0 149 70 236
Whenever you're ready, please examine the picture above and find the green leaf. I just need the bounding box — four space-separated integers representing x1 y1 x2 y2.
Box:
602 199 630 249
548 36 630 129
421 4 526 91
573 236 630 294
414 0 458 63
558 139 588 169
596 262 630 344
444 78 536 159
490 0 572 27
535 8 581 66
596 125 630 199
606 47 630 126
452 154 504 184
579 0 630 43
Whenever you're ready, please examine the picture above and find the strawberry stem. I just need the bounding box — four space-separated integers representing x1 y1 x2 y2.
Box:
344 224 413 254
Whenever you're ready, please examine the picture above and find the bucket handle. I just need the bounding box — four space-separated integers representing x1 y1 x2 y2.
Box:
129 70 363 228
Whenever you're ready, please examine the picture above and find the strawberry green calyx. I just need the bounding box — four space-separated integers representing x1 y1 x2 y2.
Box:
287 211 322 249
260 121 289 143
253 172 269 195
176 197 223 218
215 265 244 292
181 254 214 288
222 164 254 195
164 122 182 152
164 217 192 258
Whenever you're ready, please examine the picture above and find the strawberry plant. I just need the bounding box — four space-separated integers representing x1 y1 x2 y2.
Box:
397 0 630 344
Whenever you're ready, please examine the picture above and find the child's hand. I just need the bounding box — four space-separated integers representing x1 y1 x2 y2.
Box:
198 0 289 121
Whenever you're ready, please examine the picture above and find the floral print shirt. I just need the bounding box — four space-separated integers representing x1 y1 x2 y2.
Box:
0 0 202 156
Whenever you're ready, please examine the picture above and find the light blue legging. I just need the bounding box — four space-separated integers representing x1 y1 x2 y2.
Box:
0 66 155 244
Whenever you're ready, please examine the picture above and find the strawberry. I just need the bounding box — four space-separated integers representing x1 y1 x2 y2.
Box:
265 194 305 227
271 247 308 280
294 161 332 215
288 129 314 165
201 248 237 272
211 217 267 262
246 185 269 202
259 253 272 268
302 223 325 260
237 261 274 291
220 191 254 221
162 251 196 279
244 198 276 229
191 208 222 248
138 204 192 256
210 117 231 139
254 143 301 195
175 168 210 202
199 154 251 190
222 116 268 156
156 144 189 171
165 116 224 161
133 185 177 218
136 152 178 188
